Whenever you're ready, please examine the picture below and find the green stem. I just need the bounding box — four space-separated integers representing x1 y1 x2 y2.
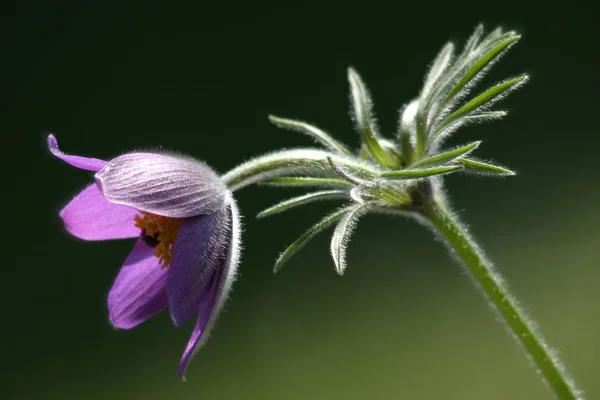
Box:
420 199 581 400
222 149 382 191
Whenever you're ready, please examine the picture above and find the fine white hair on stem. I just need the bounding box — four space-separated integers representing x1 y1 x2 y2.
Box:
222 148 384 191
416 198 582 399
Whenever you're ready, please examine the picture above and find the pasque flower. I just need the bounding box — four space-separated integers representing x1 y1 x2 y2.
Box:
46 25 582 399
48 134 241 378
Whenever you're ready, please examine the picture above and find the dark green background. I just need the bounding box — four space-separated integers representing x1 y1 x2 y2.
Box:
3 2 599 399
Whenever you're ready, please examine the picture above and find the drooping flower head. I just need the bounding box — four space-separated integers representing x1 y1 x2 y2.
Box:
48 135 241 378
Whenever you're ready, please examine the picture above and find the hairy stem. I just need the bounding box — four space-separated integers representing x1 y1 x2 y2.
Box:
222 149 382 191
420 199 581 400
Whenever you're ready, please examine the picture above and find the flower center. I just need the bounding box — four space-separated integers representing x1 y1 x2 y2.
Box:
134 212 183 268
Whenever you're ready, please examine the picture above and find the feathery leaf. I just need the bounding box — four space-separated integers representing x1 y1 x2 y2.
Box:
269 115 352 155
459 158 515 176
327 157 376 187
348 68 400 168
416 27 521 156
433 75 527 141
411 141 480 168
461 24 484 58
422 42 455 100
430 111 506 144
398 99 419 164
273 207 353 273
257 190 348 218
382 165 461 179
331 202 373 275
439 35 520 111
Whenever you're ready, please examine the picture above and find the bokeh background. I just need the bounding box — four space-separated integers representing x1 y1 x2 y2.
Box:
3 2 599 399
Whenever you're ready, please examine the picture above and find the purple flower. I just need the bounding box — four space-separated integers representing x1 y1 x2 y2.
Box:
48 134 242 378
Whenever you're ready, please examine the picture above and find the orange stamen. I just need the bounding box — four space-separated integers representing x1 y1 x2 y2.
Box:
134 212 183 268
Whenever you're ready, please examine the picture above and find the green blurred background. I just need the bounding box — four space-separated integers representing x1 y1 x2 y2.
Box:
2 2 599 399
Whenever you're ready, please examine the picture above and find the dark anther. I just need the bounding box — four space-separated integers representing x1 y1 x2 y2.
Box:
141 228 160 248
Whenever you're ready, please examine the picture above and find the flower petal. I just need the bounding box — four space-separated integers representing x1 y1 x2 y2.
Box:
178 194 243 379
95 152 226 218
179 270 219 380
60 183 141 240
108 240 168 329
48 134 107 172
166 204 231 326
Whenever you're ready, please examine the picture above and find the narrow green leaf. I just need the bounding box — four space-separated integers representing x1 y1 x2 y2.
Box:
459 158 515 176
480 29 513 50
357 145 371 160
382 165 461 179
357 139 404 165
423 30 516 125
430 111 507 143
348 68 400 168
259 177 353 187
457 27 506 68
414 103 430 159
398 99 418 165
461 110 507 122
411 141 480 168
329 155 410 205
441 35 520 108
269 115 352 155
327 157 375 187
462 24 484 56
415 28 520 159
257 190 347 218
422 42 455 98
274 207 353 273
382 140 405 165
436 75 527 134
331 202 373 275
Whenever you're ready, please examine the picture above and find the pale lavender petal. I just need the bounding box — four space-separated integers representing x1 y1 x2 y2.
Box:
166 205 231 326
108 240 168 329
60 183 140 240
178 194 243 379
48 134 107 172
95 152 226 218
